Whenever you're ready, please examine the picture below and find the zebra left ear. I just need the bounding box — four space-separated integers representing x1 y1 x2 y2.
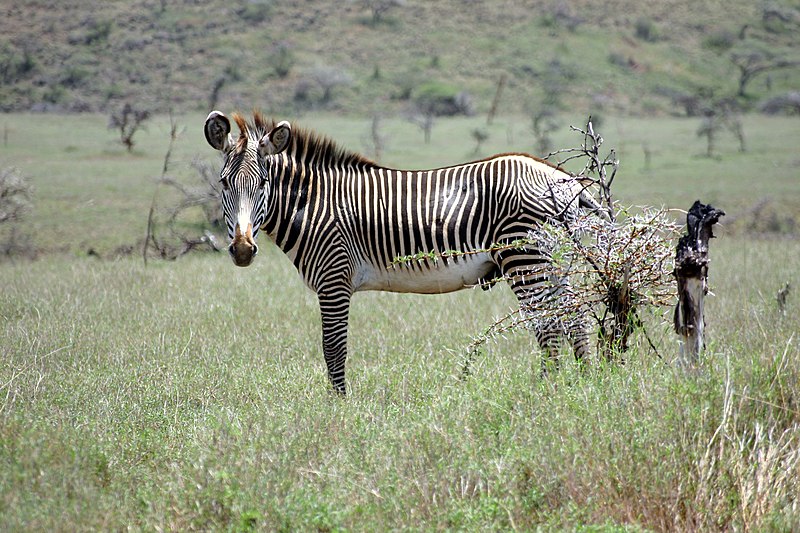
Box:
259 121 291 156
204 111 232 152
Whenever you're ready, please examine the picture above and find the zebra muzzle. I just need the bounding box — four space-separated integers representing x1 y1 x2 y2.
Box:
229 222 258 267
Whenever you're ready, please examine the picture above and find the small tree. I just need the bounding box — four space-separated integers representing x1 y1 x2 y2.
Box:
531 108 559 155
405 82 473 144
309 66 353 105
536 120 679 361
360 0 406 25
470 128 489 155
271 41 294 79
696 98 746 158
108 102 151 153
362 113 388 162
207 63 242 111
730 42 799 98
0 164 34 258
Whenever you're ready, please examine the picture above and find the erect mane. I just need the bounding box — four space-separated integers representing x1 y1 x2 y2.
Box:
231 111 377 169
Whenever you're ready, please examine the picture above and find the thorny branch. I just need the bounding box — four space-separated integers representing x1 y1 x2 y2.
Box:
143 114 223 265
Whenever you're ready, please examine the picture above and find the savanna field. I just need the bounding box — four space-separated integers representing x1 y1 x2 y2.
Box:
1 0 800 529
0 111 798 531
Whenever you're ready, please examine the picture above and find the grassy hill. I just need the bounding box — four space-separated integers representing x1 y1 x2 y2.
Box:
1 0 798 117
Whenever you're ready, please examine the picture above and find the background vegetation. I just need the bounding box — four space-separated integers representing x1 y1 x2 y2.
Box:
1 0 798 116
1 0 799 530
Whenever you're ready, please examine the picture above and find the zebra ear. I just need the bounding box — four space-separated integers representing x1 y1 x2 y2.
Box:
259 120 291 156
205 111 232 151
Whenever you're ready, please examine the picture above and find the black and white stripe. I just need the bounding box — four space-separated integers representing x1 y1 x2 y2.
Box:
206 111 595 393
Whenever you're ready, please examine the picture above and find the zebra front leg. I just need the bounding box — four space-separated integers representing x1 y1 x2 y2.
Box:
317 287 352 395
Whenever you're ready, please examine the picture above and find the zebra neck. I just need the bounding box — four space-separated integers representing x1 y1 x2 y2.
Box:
260 159 339 253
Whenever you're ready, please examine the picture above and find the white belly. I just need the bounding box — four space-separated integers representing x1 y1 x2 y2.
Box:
354 252 495 294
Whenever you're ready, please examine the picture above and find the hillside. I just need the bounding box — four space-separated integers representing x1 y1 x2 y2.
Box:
1 0 798 117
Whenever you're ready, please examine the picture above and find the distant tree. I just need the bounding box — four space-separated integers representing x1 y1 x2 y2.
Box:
0 164 34 258
730 42 800 97
362 113 388 161
470 128 488 155
760 92 800 115
634 17 658 42
207 63 242 111
305 66 353 106
404 105 436 144
360 0 406 25
531 108 559 155
0 44 37 84
271 41 294 79
696 98 745 158
108 102 151 153
403 82 469 144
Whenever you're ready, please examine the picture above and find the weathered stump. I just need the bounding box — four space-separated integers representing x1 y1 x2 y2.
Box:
673 200 725 366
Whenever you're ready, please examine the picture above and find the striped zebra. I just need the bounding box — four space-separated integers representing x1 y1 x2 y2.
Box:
204 111 597 394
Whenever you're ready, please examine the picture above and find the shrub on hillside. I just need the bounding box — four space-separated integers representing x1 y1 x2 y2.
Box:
759 92 800 115
413 82 474 117
0 44 37 84
634 17 659 42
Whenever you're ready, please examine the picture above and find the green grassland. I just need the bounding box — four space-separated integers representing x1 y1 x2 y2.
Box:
1 1 799 529
1 111 799 530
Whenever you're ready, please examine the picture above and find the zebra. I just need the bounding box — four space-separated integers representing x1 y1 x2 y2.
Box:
204 110 598 394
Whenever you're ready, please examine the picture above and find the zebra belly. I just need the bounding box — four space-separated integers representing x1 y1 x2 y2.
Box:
354 252 495 294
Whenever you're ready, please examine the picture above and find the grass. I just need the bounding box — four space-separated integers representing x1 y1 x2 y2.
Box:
1 112 799 530
1 238 799 530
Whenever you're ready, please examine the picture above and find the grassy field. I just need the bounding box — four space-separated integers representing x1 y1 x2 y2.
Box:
1 113 799 530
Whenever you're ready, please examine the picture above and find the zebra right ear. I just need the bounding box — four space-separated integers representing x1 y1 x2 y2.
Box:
259 120 291 157
205 111 232 151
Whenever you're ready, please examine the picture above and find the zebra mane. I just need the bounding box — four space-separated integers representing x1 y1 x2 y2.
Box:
232 111 377 169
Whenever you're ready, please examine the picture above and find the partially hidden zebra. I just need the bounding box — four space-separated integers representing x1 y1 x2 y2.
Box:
204 111 599 394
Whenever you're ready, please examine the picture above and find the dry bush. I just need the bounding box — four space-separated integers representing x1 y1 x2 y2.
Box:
108 102 151 153
143 118 224 263
0 164 35 259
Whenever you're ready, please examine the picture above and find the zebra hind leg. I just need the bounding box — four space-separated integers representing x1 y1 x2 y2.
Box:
529 301 591 376
531 315 562 377
499 252 591 375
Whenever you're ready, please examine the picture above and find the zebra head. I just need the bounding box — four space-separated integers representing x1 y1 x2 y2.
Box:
204 111 291 267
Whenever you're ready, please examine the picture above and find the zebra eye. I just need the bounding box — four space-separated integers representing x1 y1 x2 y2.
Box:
259 176 267 188
219 177 229 191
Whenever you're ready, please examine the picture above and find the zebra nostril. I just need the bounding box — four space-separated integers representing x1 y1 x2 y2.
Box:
228 244 235 257
252 244 259 256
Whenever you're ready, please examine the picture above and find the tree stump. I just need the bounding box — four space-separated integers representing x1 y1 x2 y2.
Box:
673 201 725 366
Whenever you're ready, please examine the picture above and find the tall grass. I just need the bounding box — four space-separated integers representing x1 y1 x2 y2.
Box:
1 113 798 529
1 234 798 530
